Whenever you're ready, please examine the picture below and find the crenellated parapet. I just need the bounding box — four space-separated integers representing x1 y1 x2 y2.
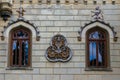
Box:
10 0 120 5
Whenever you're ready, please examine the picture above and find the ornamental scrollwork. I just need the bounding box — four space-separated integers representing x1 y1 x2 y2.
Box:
45 34 72 62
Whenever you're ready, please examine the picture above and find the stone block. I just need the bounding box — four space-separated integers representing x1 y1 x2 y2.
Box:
53 68 67 74
54 10 78 15
74 62 85 68
74 75 88 80
61 75 74 80
5 74 32 80
0 74 4 80
102 75 120 80
60 62 74 68
40 68 53 74
41 9 54 15
33 75 46 80
67 68 81 74
32 62 46 67
46 75 60 80
46 62 60 68
41 21 54 26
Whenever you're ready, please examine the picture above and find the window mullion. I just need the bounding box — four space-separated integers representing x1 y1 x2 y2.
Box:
96 41 98 67
19 40 22 67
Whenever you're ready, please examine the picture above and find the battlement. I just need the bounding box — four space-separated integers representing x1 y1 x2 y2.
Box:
3 0 119 5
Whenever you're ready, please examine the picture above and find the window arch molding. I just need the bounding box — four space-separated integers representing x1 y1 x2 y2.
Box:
78 21 117 42
3 20 40 41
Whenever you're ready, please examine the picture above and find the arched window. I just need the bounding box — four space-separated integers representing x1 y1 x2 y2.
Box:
86 27 109 68
9 27 31 67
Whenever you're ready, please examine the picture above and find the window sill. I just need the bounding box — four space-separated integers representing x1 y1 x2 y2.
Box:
85 67 112 71
6 67 33 70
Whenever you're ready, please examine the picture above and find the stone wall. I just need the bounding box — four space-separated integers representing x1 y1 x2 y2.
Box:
0 0 120 80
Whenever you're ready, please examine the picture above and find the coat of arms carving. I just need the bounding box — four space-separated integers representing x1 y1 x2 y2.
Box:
45 34 72 62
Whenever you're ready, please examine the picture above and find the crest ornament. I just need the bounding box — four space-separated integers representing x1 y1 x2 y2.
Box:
91 6 104 21
45 34 72 62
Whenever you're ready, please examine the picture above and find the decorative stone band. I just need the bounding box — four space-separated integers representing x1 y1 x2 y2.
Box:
45 34 72 62
78 20 118 42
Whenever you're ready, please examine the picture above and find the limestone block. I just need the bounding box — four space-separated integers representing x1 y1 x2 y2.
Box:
41 9 54 15
61 75 74 80
32 62 46 67
47 27 60 31
102 75 120 80
111 56 120 62
104 10 120 15
78 10 91 16
46 62 60 67
40 68 53 74
32 44 40 50
47 16 60 20
111 62 120 68
60 62 74 67
67 68 81 74
110 50 120 56
74 75 88 80
37 16 48 20
32 51 45 56
41 21 54 26
54 21 67 26
74 50 85 56
53 68 67 74
32 56 41 62
41 32 55 37
74 62 85 68
66 21 80 26
32 68 40 74
0 74 4 80
46 75 60 80
70 45 80 49
60 16 74 20
67 38 79 44
88 75 102 80
105 15 120 21
39 44 49 49
72 56 85 62
0 51 6 56
40 56 47 62
0 63 5 68
0 56 6 62
33 75 46 80
54 10 78 15
5 74 32 80
60 27 74 31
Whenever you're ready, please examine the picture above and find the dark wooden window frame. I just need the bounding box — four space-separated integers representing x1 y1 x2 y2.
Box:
85 27 112 71
8 26 32 69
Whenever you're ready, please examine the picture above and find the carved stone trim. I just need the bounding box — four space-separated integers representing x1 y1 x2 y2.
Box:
78 20 118 42
45 34 72 62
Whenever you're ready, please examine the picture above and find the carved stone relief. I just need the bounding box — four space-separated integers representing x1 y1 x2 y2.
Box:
45 34 72 62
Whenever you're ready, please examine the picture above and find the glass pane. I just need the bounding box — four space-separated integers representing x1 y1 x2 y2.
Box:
22 40 29 66
12 40 19 65
89 41 97 66
98 42 105 66
89 31 104 39
14 30 28 38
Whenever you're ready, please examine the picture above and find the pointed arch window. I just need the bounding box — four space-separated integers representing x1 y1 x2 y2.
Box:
86 27 108 68
9 27 31 67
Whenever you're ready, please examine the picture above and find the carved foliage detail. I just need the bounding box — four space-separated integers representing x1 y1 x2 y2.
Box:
45 34 72 62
